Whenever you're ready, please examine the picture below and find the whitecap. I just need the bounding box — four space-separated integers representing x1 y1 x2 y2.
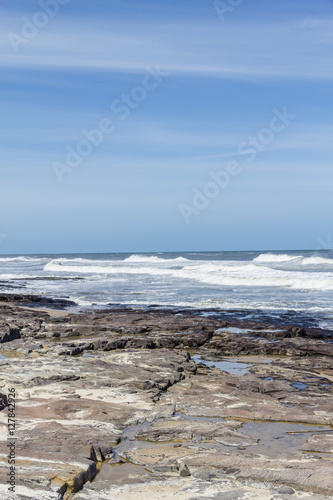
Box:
253 253 301 263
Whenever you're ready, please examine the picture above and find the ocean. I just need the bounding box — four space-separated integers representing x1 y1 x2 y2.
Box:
1 250 333 330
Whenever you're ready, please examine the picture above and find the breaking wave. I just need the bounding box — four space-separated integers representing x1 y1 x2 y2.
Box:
302 256 333 266
124 254 190 264
253 253 301 263
43 259 333 291
0 256 46 263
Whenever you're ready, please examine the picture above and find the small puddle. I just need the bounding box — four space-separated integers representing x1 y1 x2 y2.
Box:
193 355 252 375
239 421 332 458
216 327 252 335
0 350 26 359
233 355 276 364
121 421 151 443
174 412 225 423
51 335 88 343
173 330 194 335
201 312 218 318
292 382 308 390
81 420 155 493
87 417 184 491
255 339 281 343
216 327 287 336
79 415 333 495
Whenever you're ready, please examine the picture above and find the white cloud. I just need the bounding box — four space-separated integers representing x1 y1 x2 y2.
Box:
1 14 333 80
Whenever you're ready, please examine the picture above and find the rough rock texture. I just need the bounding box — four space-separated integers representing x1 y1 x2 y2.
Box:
0 348 192 497
0 295 331 499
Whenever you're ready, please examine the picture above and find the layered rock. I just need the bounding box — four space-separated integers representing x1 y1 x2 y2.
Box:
0 296 331 499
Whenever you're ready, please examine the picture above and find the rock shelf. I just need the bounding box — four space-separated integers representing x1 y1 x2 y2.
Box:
0 295 332 499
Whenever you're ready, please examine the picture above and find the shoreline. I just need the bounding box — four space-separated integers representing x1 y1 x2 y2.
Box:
0 291 331 329
0 293 332 499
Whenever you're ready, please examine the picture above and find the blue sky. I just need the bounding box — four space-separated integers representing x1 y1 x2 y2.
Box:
1 0 332 253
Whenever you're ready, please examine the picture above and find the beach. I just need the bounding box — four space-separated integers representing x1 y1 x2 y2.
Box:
0 290 332 499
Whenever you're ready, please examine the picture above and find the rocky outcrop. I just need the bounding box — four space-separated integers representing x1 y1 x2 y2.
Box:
0 301 331 359
0 298 332 499
0 293 75 308
0 326 20 343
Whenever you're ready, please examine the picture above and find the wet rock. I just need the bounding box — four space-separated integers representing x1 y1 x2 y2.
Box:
302 433 333 453
214 430 258 447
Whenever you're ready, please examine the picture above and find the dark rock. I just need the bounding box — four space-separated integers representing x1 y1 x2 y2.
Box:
0 393 8 411
276 485 296 494
0 326 20 343
179 463 191 476
0 293 75 308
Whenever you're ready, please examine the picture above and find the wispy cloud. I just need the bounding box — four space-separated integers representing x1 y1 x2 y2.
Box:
2 13 333 80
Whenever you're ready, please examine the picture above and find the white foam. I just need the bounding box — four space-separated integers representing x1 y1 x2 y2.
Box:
0 256 46 263
253 253 333 268
302 256 333 265
253 253 301 263
42 260 333 291
124 254 189 264
0 273 35 279
175 263 333 290
44 262 174 275
69 296 111 307
47 257 114 265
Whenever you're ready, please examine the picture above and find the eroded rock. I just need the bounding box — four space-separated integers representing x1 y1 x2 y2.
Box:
0 299 331 499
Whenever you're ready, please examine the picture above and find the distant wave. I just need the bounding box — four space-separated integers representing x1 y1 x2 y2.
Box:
124 254 190 264
46 257 112 265
44 261 174 276
253 253 333 267
0 273 33 279
42 260 333 291
0 256 46 263
302 256 333 265
44 262 111 274
177 263 333 290
46 255 190 266
253 253 301 263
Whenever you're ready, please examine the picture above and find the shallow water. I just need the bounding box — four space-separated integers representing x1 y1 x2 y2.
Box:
292 382 308 390
240 421 332 458
216 326 252 334
192 355 252 375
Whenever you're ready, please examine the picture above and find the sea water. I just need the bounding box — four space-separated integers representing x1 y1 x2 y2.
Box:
0 251 333 329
